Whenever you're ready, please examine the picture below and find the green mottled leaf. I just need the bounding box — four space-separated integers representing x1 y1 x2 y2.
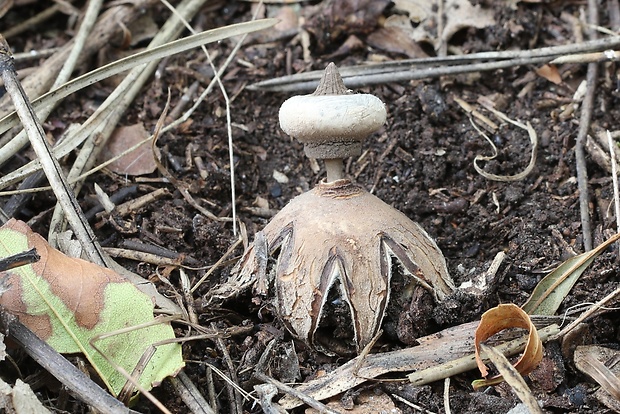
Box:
522 233 620 315
0 219 183 396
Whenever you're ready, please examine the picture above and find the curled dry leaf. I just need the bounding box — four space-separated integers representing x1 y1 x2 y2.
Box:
0 219 184 397
473 303 543 389
366 15 428 58
479 344 544 414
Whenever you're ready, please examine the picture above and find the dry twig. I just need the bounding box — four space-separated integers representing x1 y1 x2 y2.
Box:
249 36 620 92
254 372 340 414
211 322 243 414
0 35 109 267
0 309 139 414
575 0 601 251
169 371 216 414
607 130 620 256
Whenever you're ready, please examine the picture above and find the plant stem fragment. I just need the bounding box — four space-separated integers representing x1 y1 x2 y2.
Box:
0 35 109 267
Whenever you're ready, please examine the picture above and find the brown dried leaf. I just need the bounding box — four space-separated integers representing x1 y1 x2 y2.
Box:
535 64 562 85
101 123 156 176
411 0 495 48
324 35 365 59
0 219 183 396
273 5 299 32
473 304 543 388
367 16 428 58
304 0 391 53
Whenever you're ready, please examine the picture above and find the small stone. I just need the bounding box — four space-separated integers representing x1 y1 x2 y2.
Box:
270 184 282 198
272 169 289 184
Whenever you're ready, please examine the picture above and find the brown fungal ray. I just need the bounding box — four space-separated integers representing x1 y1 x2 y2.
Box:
229 179 455 354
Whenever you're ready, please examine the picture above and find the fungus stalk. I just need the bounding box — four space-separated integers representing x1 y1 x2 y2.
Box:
324 159 345 182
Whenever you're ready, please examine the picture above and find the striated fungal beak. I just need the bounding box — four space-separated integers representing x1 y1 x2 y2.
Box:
232 179 455 355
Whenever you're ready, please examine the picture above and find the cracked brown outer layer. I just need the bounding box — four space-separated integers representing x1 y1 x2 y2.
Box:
229 180 455 354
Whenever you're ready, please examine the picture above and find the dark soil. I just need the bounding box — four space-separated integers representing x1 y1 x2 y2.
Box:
2 1 620 413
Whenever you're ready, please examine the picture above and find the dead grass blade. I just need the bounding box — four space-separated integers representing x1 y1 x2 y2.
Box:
575 345 620 410
478 344 544 414
0 35 108 266
521 232 620 315
0 18 277 138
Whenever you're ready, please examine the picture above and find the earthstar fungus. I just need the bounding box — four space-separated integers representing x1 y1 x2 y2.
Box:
214 63 455 355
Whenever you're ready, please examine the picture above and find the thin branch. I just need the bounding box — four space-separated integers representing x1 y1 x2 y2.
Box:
254 372 341 414
607 130 620 257
0 309 139 414
249 36 620 92
576 0 601 251
0 36 109 267
169 371 217 414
